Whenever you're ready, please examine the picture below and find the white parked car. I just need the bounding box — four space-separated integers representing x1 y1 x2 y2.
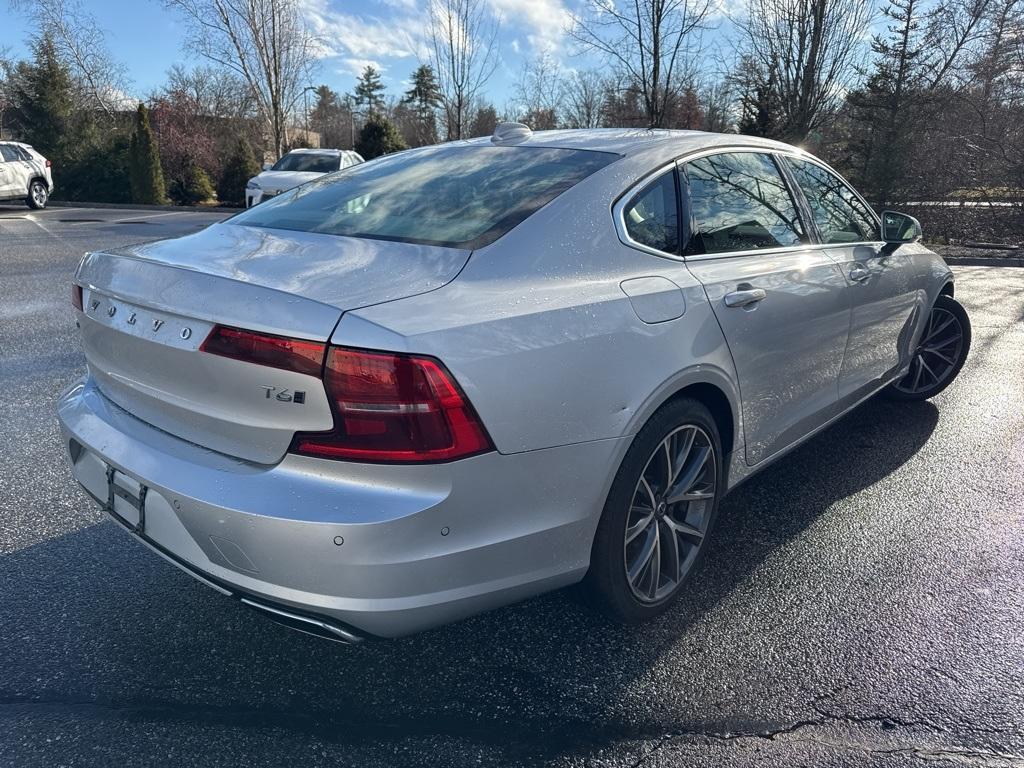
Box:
0 141 53 209
245 148 363 207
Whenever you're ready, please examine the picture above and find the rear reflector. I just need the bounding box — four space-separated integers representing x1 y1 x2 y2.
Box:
72 284 83 311
200 325 326 377
291 347 493 463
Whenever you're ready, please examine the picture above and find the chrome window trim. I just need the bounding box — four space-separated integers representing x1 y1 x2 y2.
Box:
612 160 684 261
681 242 828 263
613 143 885 262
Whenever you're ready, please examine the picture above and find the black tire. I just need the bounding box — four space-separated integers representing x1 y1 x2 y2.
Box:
26 179 48 210
584 397 723 623
883 294 971 402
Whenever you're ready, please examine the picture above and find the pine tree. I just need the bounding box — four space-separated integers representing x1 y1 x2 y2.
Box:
217 138 260 206
128 104 169 205
735 58 781 139
12 35 74 162
354 66 386 116
846 0 938 204
355 114 408 159
401 65 441 145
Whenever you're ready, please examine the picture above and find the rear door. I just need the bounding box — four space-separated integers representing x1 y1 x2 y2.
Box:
681 150 850 465
783 157 919 402
0 145 20 197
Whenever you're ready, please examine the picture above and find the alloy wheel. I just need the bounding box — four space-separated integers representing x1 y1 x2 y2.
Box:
893 306 964 395
624 425 717 604
31 183 47 207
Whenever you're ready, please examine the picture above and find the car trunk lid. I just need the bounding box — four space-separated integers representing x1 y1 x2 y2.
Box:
75 223 471 464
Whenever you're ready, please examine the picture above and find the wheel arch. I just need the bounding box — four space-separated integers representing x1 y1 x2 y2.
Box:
28 175 49 191
939 281 954 298
625 367 741 463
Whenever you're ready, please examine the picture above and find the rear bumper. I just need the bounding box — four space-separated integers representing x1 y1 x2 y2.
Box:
57 377 625 637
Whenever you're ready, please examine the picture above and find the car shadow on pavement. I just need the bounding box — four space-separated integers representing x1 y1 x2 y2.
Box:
0 397 939 764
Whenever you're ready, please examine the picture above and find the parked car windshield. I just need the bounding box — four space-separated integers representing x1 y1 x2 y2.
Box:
271 152 339 173
234 145 618 249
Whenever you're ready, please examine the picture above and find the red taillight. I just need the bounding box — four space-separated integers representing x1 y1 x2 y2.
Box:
200 324 326 377
46 159 52 168
292 347 493 463
72 284 83 311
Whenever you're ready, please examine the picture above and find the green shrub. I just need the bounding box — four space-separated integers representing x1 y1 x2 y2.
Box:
59 135 133 203
217 138 260 206
170 162 216 205
355 115 408 160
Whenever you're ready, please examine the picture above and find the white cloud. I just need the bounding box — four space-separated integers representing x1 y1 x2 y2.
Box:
341 58 386 77
486 0 573 53
299 0 428 61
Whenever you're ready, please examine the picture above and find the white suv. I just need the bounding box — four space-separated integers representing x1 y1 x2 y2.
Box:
245 148 363 207
0 142 53 209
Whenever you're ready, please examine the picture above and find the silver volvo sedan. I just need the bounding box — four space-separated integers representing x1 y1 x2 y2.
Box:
58 127 971 642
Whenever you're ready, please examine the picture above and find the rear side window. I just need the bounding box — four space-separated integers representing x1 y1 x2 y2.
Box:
234 145 617 249
786 158 878 244
623 170 678 253
683 152 806 255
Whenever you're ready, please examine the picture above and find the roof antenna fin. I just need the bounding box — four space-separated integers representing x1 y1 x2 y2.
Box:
491 122 533 145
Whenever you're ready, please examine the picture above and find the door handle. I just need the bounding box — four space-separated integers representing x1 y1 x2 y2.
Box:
849 264 870 283
724 287 767 308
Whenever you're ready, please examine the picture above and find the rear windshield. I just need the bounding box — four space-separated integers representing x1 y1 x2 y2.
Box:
233 145 618 249
272 152 339 173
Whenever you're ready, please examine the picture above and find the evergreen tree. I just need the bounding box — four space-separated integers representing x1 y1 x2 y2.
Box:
735 58 781 139
179 162 215 204
467 104 498 138
217 138 260 205
12 35 74 162
355 114 408 159
354 66 386 116
309 85 345 147
401 64 441 145
846 0 938 204
128 104 169 204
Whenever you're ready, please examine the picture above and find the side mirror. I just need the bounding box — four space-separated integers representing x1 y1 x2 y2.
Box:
262 162 272 171
881 210 922 244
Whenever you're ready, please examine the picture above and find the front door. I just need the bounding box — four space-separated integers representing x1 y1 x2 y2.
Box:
783 157 920 402
681 151 850 465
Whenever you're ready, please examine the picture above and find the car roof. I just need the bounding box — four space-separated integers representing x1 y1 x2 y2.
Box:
286 148 344 156
459 128 798 157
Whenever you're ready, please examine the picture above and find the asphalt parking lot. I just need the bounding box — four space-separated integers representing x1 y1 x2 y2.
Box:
1 205 1022 767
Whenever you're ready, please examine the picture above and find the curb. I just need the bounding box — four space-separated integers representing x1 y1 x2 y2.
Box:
50 201 240 213
943 256 1024 267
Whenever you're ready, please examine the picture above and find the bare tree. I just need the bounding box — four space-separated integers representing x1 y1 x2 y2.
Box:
164 0 317 157
570 0 713 128
163 64 255 119
513 50 564 127
428 0 500 140
736 0 873 142
11 0 129 120
563 69 606 128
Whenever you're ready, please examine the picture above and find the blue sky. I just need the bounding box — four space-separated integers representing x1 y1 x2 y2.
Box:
0 0 620 106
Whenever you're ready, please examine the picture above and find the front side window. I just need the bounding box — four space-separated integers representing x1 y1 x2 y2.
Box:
623 170 678 254
684 152 806 255
234 145 617 249
786 158 878 244
271 152 341 174
0 145 18 162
